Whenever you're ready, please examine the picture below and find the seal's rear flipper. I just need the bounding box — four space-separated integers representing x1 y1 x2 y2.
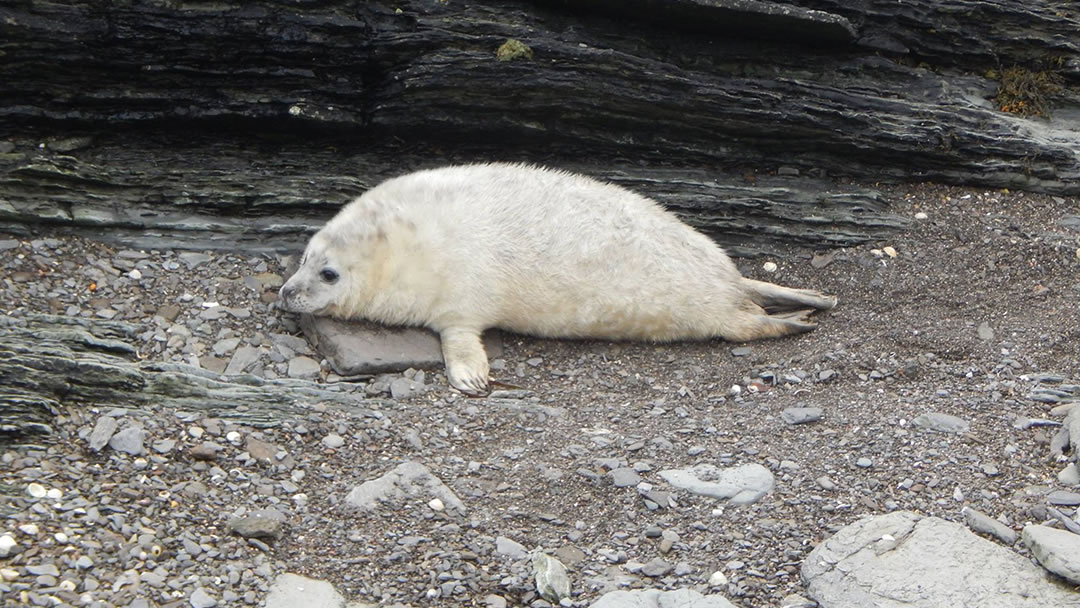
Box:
742 278 838 312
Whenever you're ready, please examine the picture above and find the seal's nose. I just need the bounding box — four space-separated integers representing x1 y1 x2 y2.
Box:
279 283 295 302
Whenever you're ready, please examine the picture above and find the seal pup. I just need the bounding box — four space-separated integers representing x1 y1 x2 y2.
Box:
279 163 836 394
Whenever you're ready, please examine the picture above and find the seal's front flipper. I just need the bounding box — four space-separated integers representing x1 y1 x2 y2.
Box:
439 327 490 395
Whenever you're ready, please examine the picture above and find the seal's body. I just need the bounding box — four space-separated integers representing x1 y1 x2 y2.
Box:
279 164 836 393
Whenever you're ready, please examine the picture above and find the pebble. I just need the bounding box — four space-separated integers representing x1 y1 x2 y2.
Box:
730 346 752 357
640 557 673 577
1047 490 1080 506
495 536 529 560
708 570 728 586
532 552 571 602
108 425 147 455
321 433 345 449
287 356 321 379
912 412 970 434
1023 525 1080 584
227 508 286 540
610 467 642 487
781 407 823 424
190 587 217 608
961 506 1017 545
0 535 18 558
856 457 873 468
88 415 118 451
26 482 47 498
1058 463 1080 486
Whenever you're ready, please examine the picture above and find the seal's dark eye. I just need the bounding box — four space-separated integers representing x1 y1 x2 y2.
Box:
319 268 339 283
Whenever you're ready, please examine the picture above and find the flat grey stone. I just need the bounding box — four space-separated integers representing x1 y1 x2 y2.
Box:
265 573 345 608
344 461 466 514
532 552 571 602
590 588 737 608
88 415 118 451
287 355 321 379
610 467 642 487
300 314 503 375
641 557 673 577
659 463 774 505
108 426 146 456
389 377 426 400
1058 463 1080 486
224 345 261 375
1023 524 1080 584
781 407 823 425
802 511 1077 608
1047 490 1080 506
496 536 528 560
189 587 217 608
321 433 345 449
961 506 1017 545
912 412 970 433
227 507 286 540
977 321 995 341
179 252 213 269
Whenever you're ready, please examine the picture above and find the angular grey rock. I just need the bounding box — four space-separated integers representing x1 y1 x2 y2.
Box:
1059 463 1080 486
108 426 147 456
300 315 502 375
532 552 571 602
189 587 217 608
495 536 528 560
321 433 345 449
610 467 642 487
224 345 261 375
781 407 823 425
287 355 321 379
641 557 673 577
344 461 466 514
227 507 286 540
265 573 348 608
389 377 426 400
590 588 737 608
961 506 1017 545
912 412 970 434
1048 490 1080 506
88 415 118 451
802 511 1077 608
1023 524 1080 585
659 463 774 505
977 321 995 341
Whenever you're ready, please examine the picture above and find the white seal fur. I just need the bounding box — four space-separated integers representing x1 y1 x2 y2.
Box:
279 163 836 393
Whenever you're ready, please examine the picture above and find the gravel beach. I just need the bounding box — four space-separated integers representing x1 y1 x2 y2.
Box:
1 181 1079 607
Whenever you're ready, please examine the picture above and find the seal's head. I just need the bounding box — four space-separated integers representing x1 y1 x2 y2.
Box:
278 230 360 317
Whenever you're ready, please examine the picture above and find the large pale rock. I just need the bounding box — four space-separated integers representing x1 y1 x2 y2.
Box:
590 588 737 608
344 461 466 514
1023 524 1080 585
265 573 375 608
802 511 1078 608
659 463 774 504
300 315 502 376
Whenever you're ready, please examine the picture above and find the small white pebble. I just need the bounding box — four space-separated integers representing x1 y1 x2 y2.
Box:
127 269 142 280
26 483 46 499
882 246 898 258
0 568 18 581
188 426 204 439
226 431 242 445
45 488 63 500
708 570 728 586
762 261 778 273
870 249 884 257
914 211 928 220
428 498 445 512
17 524 38 535
59 579 77 592
53 532 68 543
133 458 149 470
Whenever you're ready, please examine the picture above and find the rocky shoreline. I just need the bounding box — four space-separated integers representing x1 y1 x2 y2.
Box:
2 181 1080 607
